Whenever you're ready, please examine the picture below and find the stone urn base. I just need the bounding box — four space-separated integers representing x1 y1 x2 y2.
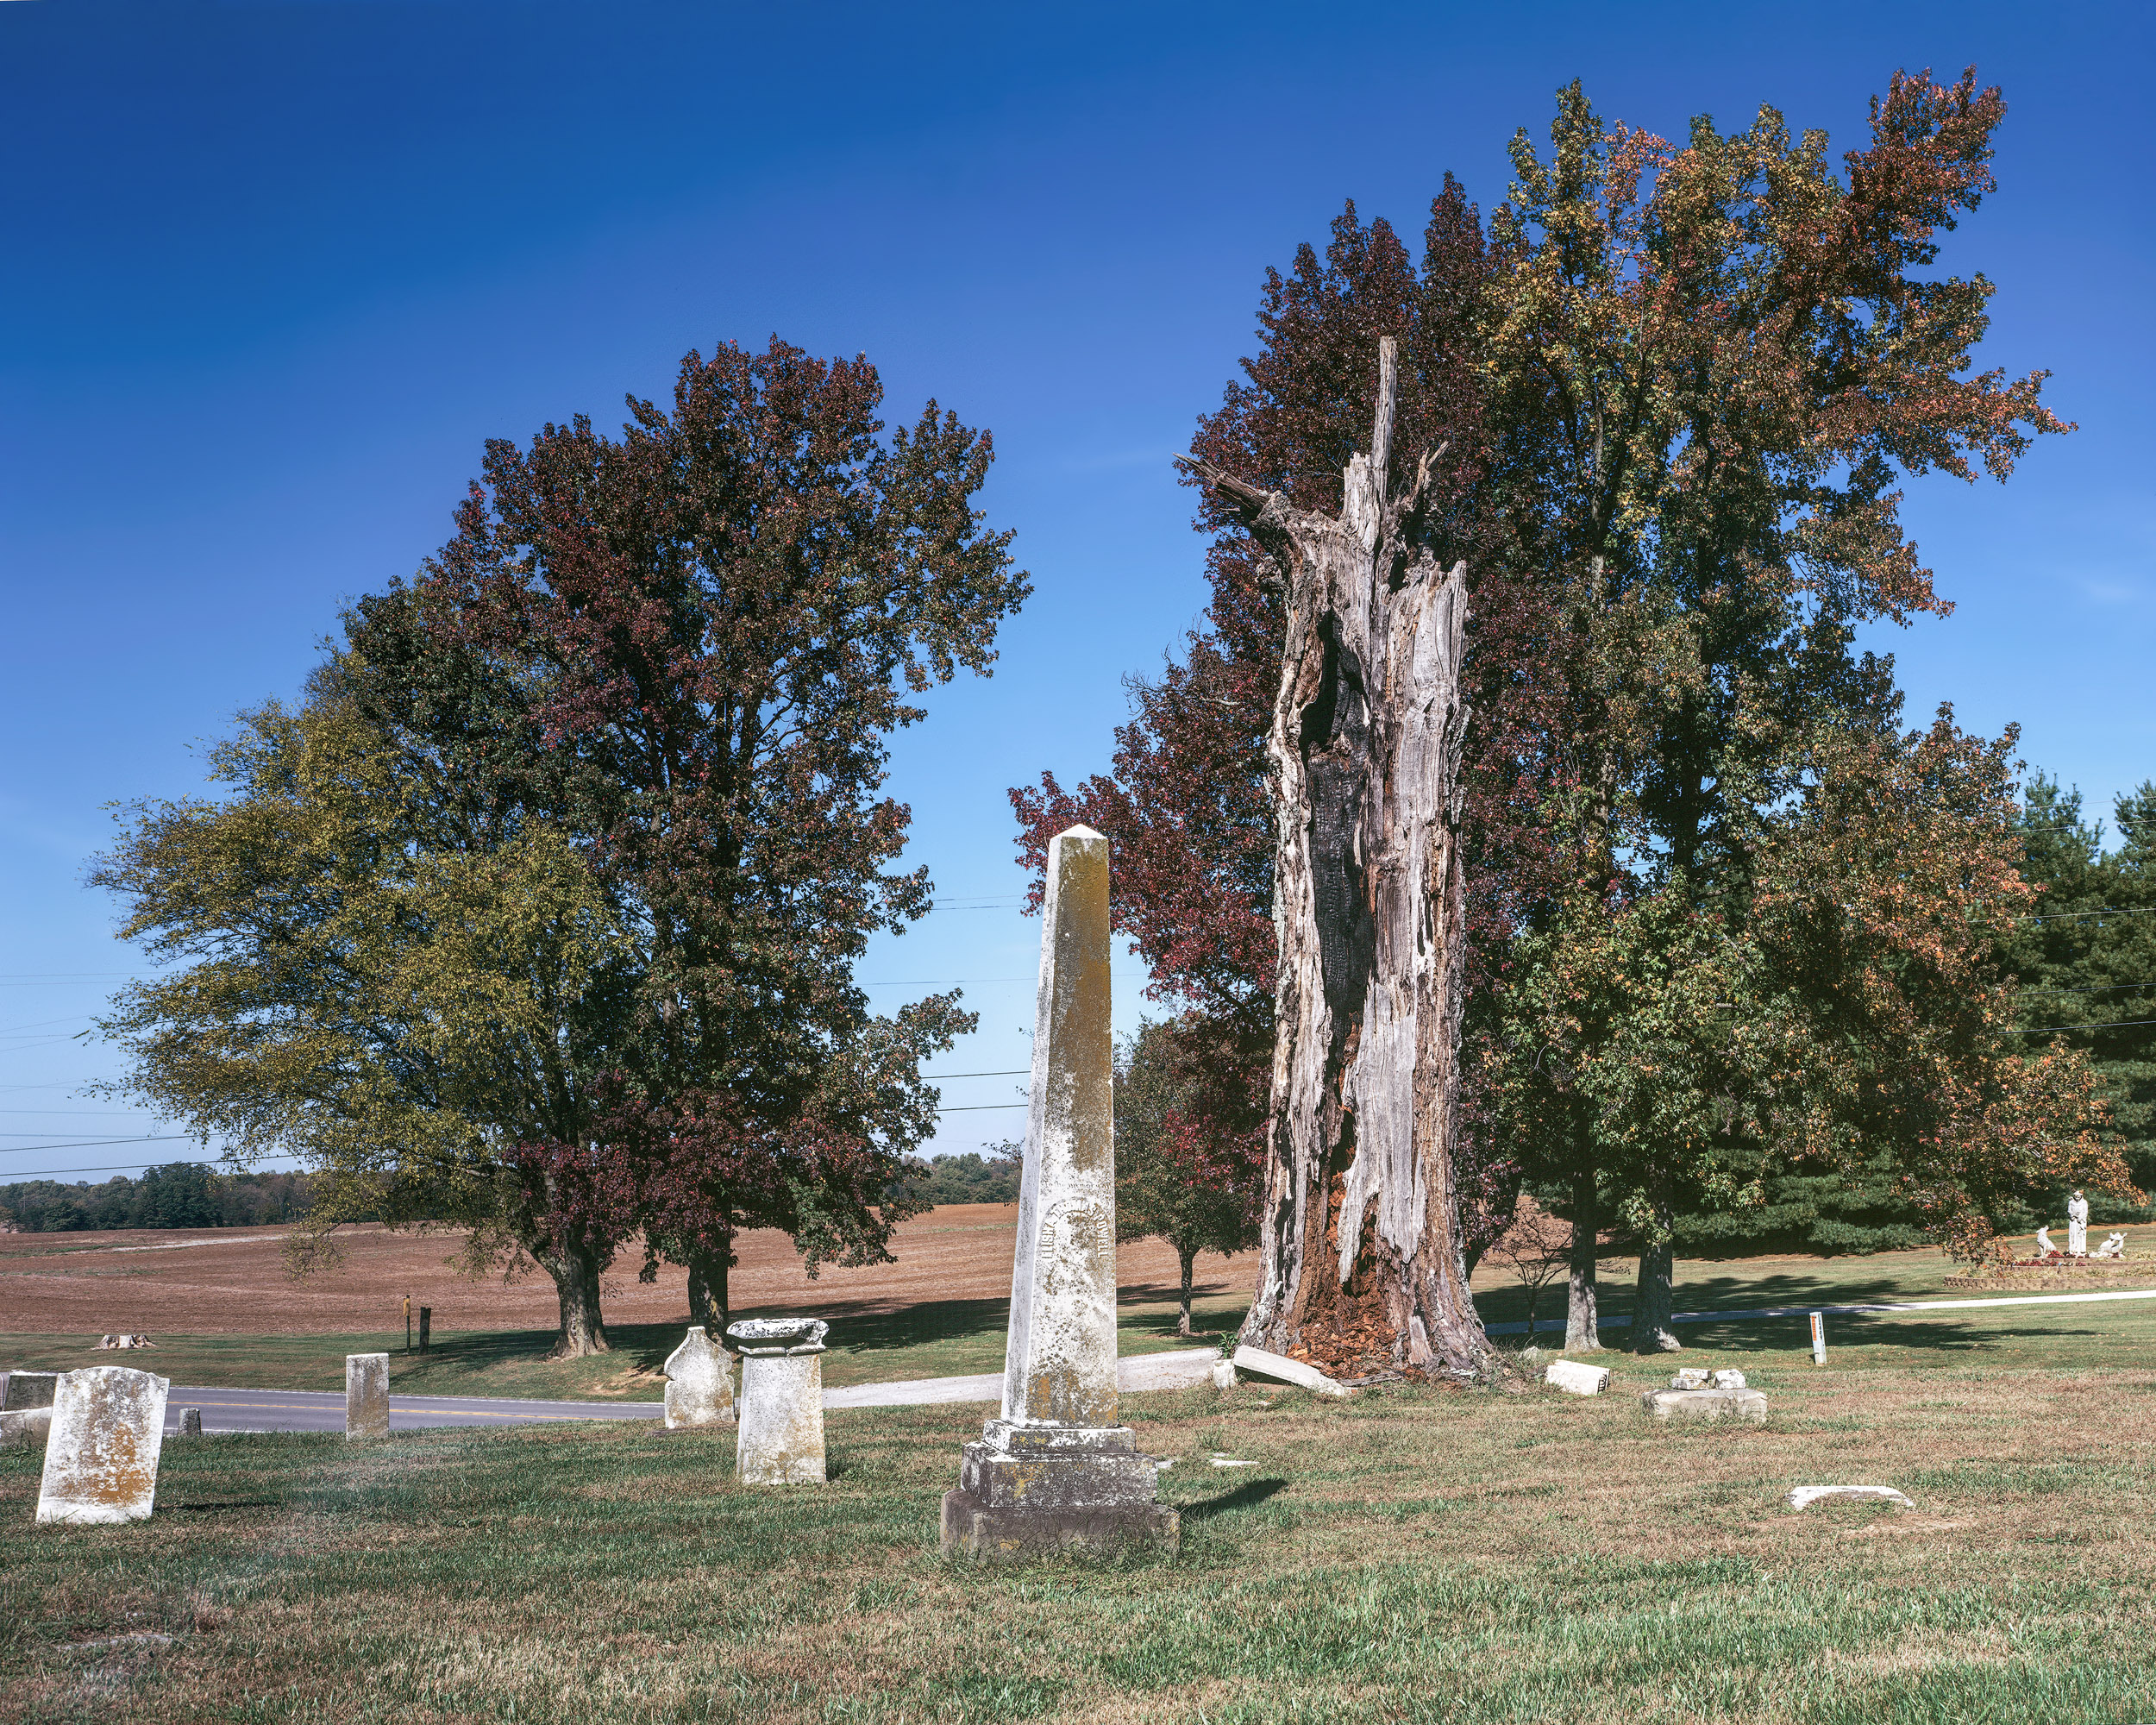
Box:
940 1420 1179 1560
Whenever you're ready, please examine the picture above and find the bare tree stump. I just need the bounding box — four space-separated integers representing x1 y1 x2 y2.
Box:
1182 336 1493 1381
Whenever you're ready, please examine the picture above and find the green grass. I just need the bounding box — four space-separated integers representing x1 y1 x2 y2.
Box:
9 1311 2156 1722
0 1290 1245 1402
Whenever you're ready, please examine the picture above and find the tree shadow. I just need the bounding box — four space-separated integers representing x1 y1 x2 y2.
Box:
1180 1477 1288 1522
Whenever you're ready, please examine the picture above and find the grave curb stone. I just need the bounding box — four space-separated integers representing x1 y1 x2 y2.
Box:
1641 1385 1768 1423
1 1406 53 1452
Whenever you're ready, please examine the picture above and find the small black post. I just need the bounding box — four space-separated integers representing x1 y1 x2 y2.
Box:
418 1307 432 1355
404 1295 412 1355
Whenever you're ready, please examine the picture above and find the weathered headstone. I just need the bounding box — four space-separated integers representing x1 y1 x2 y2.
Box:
347 1352 390 1440
941 825 1178 1559
175 1407 204 1439
727 1318 826 1483
34 1366 169 1525
3 1370 60 1410
418 1307 432 1354
663 1327 736 1428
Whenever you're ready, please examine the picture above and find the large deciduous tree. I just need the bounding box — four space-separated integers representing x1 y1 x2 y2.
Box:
415 337 1028 1333
92 681 638 1355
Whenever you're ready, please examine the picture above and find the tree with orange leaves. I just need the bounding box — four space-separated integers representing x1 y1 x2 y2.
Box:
1482 70 2120 1348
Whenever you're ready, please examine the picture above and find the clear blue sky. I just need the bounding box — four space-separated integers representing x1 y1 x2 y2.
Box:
2 0 2147 1182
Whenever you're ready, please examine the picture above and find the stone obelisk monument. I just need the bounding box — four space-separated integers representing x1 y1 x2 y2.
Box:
940 825 1178 1559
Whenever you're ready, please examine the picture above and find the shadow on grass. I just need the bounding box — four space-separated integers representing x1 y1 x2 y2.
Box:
1181 1477 1288 1523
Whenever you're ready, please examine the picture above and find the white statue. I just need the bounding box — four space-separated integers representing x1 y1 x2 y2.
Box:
2095 1232 2127 1259
2036 1226 2057 1257
2067 1190 2089 1258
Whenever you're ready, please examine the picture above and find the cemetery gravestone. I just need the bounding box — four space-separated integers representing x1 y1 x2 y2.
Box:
176 1408 204 1438
347 1352 390 1440
728 1318 826 1484
663 1327 736 1429
5 1371 60 1410
3 1369 63 1452
940 825 1179 1559
34 1366 170 1526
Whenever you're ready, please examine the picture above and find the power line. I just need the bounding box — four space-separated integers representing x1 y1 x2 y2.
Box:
0 1134 194 1155
2022 1019 2156 1034
938 1103 1028 1113
2013 906 2156 925
921 1070 1030 1079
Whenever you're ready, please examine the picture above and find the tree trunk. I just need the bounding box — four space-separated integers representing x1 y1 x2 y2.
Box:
1177 1245 1196 1337
1565 1167 1601 1352
1633 1178 1680 1353
1186 337 1491 1382
686 1245 730 1337
542 1242 611 1358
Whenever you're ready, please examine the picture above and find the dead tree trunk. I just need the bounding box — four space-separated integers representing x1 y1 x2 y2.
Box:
1182 337 1492 1382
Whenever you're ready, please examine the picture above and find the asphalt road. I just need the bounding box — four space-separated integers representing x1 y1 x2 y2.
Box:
160 1386 666 1434
155 1350 1220 1433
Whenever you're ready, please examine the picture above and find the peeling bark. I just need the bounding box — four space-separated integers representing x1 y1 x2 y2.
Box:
1183 338 1492 1381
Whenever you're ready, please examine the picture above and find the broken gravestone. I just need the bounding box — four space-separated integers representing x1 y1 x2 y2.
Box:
1232 1345 1352 1400
663 1327 736 1429
346 1352 390 1441
175 1408 204 1439
34 1366 170 1526
940 826 1178 1560
1787 1484 1913 1511
1545 1358 1610 1396
4 1371 60 1410
727 1318 826 1484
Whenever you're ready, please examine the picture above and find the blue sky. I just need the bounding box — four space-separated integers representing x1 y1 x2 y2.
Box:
2 0 2148 1182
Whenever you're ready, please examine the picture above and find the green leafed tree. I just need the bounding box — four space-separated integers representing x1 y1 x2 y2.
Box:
92 679 637 1354
1114 1019 1260 1337
2002 775 2156 1200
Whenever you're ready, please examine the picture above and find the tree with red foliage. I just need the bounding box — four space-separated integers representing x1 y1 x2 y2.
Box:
1020 68 2115 1376
407 336 1028 1346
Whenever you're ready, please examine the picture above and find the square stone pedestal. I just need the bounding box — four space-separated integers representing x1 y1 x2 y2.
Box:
941 1420 1178 1559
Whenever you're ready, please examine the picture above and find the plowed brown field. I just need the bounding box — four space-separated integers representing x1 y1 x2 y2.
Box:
0 1205 1249 1335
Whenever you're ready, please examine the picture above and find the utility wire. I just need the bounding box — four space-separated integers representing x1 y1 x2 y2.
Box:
0 1161 224 1181
2021 1019 2156 1034
0 1134 193 1155
937 1103 1028 1113
921 1070 1030 1079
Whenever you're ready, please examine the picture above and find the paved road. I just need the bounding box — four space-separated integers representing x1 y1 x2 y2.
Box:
153 1349 1220 1434
161 1386 667 1434
1484 1283 2156 1337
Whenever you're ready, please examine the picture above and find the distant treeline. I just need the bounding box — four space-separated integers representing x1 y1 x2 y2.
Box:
897 1150 1020 1208
0 1162 324 1233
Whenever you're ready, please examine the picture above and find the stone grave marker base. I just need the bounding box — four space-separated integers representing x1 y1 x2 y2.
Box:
940 1421 1178 1560
1642 1386 1767 1423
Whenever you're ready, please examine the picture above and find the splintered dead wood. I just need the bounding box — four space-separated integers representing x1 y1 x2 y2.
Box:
0 1206 1245 1336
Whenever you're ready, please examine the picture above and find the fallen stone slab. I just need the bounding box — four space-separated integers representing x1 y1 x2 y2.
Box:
1544 1359 1610 1396
2 1406 53 1452
1641 1386 1767 1423
1787 1484 1912 1511
1232 1345 1352 1400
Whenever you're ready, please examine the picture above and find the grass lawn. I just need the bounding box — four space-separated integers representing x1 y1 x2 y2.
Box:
7 1301 2156 1723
